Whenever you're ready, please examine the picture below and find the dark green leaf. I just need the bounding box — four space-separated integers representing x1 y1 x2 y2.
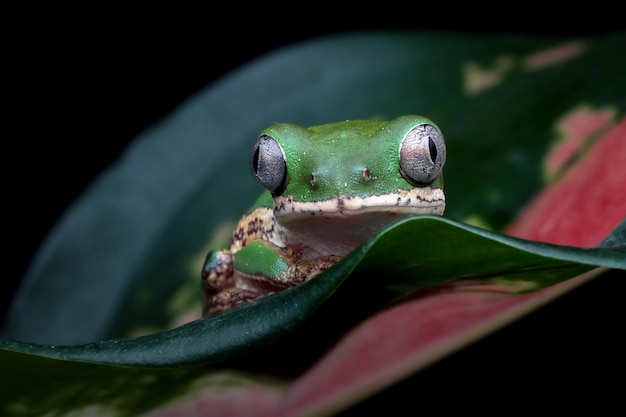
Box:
5 32 625 345
2 29 625 417
1 216 623 370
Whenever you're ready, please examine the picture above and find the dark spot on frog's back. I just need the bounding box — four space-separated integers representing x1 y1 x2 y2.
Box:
231 227 245 244
247 219 259 235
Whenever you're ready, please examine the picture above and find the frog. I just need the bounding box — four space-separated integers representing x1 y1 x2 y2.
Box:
202 115 446 316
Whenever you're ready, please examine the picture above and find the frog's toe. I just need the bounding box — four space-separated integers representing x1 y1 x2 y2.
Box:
203 288 262 316
202 250 234 290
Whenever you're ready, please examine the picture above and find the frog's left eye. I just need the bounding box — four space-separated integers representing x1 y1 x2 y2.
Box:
399 123 446 185
250 135 288 194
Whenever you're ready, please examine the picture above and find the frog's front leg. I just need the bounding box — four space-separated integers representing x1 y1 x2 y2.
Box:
202 205 281 315
202 242 340 316
201 249 253 316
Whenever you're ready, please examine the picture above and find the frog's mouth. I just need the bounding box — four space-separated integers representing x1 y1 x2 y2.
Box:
273 188 445 256
273 187 445 218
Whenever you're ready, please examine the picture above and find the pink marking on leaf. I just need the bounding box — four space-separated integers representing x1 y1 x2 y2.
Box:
507 117 626 247
524 41 585 70
143 374 284 417
283 272 598 417
545 106 615 179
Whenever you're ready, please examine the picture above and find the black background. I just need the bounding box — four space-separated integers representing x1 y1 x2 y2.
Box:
4 9 624 413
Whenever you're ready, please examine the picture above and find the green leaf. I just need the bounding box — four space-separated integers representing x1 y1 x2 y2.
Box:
5 31 625 345
1 216 623 367
1 217 623 415
2 30 625 416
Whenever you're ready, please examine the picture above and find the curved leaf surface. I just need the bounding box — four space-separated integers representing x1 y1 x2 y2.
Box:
1 218 623 416
1 216 623 370
2 30 625 416
4 31 625 345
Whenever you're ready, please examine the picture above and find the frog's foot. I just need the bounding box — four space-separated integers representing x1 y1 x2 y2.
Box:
203 255 341 316
202 248 269 316
202 249 236 312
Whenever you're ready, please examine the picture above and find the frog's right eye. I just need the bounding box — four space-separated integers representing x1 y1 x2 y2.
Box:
250 135 288 194
399 123 446 186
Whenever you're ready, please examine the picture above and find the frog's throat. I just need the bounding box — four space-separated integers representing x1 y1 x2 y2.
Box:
273 187 445 218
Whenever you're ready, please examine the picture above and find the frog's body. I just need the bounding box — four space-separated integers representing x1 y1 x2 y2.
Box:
202 115 446 315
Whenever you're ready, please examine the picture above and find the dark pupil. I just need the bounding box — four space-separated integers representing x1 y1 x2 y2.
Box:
428 137 438 163
252 146 261 174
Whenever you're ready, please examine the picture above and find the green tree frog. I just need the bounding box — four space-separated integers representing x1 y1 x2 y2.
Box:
202 115 446 316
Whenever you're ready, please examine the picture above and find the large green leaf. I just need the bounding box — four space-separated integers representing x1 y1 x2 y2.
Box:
4 31 624 345
1 30 625 416
1 217 623 415
1 216 623 368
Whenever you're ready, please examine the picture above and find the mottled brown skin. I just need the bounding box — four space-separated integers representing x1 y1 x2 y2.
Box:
201 207 340 316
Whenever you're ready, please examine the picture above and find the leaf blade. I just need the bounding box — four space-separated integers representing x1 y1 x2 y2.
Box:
1 216 622 370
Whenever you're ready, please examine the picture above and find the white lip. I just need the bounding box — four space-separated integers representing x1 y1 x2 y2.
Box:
273 187 446 218
272 187 445 256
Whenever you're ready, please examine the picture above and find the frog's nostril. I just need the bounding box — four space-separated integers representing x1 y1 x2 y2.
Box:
362 167 372 181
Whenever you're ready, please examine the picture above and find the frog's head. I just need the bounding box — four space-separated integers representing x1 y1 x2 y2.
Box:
249 115 446 255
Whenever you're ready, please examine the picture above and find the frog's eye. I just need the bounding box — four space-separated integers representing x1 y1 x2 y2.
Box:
250 135 288 194
399 123 446 185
